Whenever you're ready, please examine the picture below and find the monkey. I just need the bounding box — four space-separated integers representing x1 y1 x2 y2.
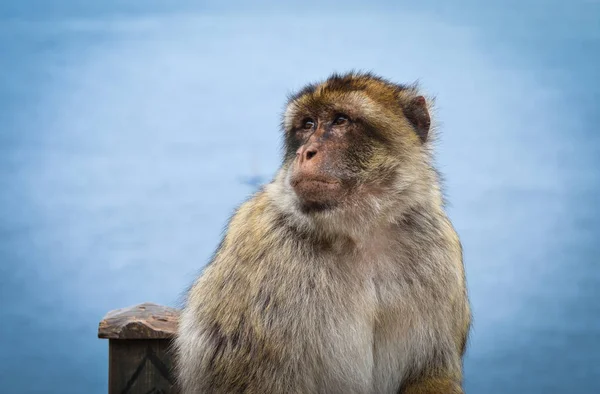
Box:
175 72 471 394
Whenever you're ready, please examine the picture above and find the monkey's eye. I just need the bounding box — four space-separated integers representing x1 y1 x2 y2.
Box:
332 115 349 126
302 119 315 130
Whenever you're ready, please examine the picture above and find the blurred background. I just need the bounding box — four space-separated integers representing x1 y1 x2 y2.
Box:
1 1 599 393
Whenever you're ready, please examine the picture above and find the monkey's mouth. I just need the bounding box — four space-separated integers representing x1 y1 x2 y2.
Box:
291 177 339 187
290 175 343 212
290 175 341 191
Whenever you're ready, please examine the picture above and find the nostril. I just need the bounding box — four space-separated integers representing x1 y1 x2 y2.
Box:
306 150 317 160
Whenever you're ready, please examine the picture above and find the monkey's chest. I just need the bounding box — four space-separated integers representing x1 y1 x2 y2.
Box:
301 263 437 394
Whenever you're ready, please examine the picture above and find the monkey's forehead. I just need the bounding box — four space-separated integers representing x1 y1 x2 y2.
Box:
284 90 378 125
283 73 416 131
282 80 414 131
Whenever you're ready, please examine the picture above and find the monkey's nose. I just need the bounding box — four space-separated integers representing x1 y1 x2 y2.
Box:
297 146 318 164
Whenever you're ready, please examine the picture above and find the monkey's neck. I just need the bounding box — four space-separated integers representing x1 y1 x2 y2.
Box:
265 170 444 244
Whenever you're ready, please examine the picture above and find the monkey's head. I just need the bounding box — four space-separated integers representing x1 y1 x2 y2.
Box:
272 72 437 231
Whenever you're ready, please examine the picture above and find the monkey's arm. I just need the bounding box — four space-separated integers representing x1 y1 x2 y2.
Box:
401 376 463 394
400 372 465 394
400 220 469 394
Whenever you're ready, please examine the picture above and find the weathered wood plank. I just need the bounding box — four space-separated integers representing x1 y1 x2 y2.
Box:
98 302 179 340
109 339 177 393
99 303 181 393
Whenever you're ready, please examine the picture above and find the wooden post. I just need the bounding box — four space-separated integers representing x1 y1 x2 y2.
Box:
98 303 180 394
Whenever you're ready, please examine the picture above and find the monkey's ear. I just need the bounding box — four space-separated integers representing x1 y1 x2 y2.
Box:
403 96 431 143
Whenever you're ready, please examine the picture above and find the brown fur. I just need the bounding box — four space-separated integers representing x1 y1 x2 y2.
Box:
175 72 471 393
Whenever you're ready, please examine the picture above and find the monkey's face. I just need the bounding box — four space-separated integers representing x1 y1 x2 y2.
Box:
281 76 431 216
286 111 364 212
281 73 431 216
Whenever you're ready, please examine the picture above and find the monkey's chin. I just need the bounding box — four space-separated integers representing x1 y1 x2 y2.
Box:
297 199 339 214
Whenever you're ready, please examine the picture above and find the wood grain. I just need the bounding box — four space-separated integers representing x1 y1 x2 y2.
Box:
98 302 180 340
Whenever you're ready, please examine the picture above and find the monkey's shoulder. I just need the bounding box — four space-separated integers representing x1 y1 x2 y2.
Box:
370 214 465 301
392 210 463 265
218 192 277 247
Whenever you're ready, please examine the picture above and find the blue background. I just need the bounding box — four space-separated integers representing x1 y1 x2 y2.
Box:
1 1 599 393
